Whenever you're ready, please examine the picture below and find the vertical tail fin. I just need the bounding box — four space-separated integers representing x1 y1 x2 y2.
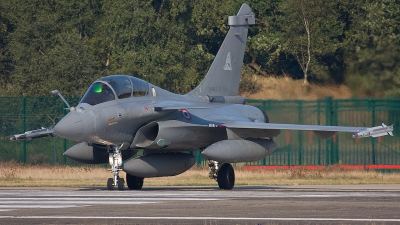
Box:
188 3 255 97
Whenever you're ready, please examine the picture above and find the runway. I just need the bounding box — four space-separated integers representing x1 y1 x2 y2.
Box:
1 185 400 225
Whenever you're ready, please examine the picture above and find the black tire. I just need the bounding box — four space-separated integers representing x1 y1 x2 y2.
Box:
117 178 124 191
217 163 235 190
126 173 144 190
107 178 114 190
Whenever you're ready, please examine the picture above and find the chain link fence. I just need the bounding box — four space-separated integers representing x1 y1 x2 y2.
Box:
245 98 400 166
1 97 399 166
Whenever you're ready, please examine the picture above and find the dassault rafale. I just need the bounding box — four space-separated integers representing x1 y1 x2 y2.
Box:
11 4 394 190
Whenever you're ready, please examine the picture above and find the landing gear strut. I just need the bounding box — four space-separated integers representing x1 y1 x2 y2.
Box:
107 146 124 190
207 160 235 190
208 160 219 180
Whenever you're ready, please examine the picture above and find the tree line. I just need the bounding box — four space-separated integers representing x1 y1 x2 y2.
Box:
0 0 399 97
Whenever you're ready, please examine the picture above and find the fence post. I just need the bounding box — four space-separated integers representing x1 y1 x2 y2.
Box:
324 97 331 165
262 101 267 112
298 101 303 165
260 101 265 166
53 136 57 165
196 150 202 167
262 154 266 165
371 99 376 164
63 139 67 164
332 100 339 164
63 101 67 164
317 100 321 165
22 97 27 164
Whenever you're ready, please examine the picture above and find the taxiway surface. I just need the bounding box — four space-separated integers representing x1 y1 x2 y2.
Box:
0 185 400 225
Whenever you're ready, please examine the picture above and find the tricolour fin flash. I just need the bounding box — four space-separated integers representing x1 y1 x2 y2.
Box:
187 3 255 97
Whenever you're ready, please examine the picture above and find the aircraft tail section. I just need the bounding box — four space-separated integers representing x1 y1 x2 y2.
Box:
188 3 255 97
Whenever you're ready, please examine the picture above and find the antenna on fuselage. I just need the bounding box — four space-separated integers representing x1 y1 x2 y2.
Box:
50 90 72 111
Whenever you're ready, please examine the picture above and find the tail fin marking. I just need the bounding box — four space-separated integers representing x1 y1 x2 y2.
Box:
188 3 255 97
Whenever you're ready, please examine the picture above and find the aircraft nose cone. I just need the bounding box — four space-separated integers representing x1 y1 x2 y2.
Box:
54 113 84 141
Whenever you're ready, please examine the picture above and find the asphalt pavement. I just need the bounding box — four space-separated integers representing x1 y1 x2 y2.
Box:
1 185 400 225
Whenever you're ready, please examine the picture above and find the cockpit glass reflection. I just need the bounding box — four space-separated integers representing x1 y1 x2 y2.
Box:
99 76 132 99
80 75 150 105
129 77 149 96
80 82 116 105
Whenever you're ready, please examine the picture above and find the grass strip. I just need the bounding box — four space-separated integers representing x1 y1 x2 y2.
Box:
1 161 400 187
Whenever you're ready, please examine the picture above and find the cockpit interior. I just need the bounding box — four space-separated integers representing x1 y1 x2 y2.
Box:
80 75 149 105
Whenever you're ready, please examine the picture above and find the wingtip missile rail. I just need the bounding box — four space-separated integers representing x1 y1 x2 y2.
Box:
352 123 394 138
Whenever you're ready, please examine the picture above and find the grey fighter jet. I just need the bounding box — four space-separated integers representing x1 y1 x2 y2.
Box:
11 4 394 190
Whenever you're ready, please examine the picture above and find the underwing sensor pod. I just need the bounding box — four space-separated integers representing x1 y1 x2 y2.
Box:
11 3 394 191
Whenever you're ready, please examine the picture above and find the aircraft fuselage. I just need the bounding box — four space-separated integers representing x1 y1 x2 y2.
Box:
55 85 266 151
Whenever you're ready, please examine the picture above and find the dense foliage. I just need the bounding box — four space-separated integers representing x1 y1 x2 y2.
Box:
0 0 399 97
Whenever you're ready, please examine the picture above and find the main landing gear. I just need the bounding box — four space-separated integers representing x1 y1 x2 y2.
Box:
126 173 144 190
208 160 235 190
107 146 124 190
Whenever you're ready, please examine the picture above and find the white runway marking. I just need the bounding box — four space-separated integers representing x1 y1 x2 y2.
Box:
0 201 156 205
0 197 219 201
0 191 221 212
1 189 399 199
0 205 89 209
1 216 400 222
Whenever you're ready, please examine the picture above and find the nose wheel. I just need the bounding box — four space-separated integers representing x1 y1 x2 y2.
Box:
107 177 124 190
107 146 124 190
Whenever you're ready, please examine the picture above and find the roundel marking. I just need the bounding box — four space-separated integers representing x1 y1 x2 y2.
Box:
179 109 192 120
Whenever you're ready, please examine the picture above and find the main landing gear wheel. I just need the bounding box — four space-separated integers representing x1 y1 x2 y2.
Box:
217 163 235 190
126 173 144 190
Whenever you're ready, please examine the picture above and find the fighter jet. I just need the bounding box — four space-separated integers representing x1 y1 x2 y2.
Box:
11 4 394 190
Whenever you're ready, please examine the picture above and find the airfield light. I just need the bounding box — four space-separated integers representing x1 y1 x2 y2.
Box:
94 83 102 93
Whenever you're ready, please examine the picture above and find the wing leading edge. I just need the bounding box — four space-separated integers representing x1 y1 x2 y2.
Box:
223 121 394 140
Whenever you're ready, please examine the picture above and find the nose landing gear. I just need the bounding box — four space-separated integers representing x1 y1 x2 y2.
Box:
107 146 124 190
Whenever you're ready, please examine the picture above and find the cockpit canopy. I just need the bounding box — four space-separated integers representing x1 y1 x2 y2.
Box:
80 75 149 105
